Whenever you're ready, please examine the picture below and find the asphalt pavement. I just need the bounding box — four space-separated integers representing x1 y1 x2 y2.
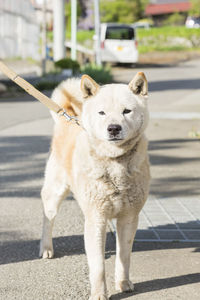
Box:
0 59 200 299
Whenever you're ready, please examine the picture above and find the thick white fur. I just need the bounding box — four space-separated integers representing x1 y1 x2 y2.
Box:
39 74 150 300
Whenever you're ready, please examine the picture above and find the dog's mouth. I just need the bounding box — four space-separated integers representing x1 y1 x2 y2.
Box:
108 138 123 142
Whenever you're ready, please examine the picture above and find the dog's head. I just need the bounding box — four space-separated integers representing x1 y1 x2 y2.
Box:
81 73 149 146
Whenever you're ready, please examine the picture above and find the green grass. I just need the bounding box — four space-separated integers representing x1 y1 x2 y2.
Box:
66 30 94 44
138 45 189 54
137 26 200 53
48 30 94 45
137 26 200 39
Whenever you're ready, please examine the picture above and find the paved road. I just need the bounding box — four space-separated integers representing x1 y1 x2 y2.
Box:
0 60 200 299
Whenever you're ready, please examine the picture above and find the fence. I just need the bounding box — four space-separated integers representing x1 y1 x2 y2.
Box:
0 0 40 60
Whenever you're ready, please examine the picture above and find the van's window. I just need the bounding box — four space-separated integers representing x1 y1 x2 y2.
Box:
105 27 134 40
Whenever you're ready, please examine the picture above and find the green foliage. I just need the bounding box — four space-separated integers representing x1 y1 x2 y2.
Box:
81 64 113 84
163 13 186 26
47 30 94 47
35 80 59 91
189 0 200 16
100 0 148 24
137 26 200 53
66 30 94 44
137 26 200 39
189 129 200 139
138 45 188 53
55 58 80 73
65 0 82 31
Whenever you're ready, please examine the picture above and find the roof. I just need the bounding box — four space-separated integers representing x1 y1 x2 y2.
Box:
146 1 191 15
149 0 188 3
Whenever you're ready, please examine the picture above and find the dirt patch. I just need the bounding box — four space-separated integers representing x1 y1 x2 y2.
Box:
139 50 200 65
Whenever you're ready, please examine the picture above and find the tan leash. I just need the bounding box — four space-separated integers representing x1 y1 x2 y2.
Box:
0 61 80 125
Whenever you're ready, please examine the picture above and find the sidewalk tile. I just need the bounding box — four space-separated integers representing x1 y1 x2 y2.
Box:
156 230 184 240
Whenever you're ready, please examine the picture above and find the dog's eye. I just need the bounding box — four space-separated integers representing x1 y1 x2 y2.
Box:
123 109 131 115
98 111 105 115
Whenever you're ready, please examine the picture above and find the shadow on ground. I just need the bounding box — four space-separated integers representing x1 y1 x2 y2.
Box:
114 74 200 92
1 135 200 198
149 78 200 92
149 138 200 197
110 272 200 299
113 63 174 69
0 90 52 102
149 138 199 151
0 223 200 266
0 135 51 198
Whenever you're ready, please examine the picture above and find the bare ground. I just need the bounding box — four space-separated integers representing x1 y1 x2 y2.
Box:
139 50 200 65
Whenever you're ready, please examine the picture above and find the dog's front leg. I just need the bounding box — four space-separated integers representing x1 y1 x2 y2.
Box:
84 213 108 300
115 214 138 292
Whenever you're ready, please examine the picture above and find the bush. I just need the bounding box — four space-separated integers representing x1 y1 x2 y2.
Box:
163 13 185 26
55 58 80 74
81 64 113 84
35 80 59 91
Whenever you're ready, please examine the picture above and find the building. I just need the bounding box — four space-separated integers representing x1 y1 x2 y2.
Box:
31 0 53 30
0 0 40 60
145 0 191 25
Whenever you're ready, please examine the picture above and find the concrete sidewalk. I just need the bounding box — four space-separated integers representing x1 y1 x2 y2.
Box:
137 117 200 243
0 59 42 80
0 60 200 299
0 112 200 300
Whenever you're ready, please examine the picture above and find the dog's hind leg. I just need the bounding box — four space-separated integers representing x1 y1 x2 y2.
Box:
115 213 138 292
39 153 70 259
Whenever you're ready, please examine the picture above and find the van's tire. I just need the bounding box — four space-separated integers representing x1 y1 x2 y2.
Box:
116 63 137 68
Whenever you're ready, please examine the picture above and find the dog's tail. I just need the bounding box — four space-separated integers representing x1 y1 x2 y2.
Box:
51 78 83 123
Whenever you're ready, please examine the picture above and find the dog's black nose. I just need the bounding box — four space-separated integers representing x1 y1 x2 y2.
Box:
107 124 122 136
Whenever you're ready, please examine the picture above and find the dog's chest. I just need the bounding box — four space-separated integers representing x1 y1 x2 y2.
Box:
86 158 145 217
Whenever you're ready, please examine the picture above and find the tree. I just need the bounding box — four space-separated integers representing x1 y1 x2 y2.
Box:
65 0 82 30
100 0 149 24
189 0 200 16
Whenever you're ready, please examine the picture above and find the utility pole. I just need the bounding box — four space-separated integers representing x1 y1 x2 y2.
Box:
41 0 47 75
53 0 65 61
71 0 77 60
94 0 101 66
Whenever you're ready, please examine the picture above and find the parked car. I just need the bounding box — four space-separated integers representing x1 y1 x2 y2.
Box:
100 23 138 64
185 16 200 28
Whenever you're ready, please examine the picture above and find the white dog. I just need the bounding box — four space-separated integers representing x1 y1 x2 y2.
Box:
39 72 150 300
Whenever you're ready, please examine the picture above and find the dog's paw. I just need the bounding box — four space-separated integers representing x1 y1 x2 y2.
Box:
115 280 134 292
39 244 54 259
89 294 108 300
40 249 54 259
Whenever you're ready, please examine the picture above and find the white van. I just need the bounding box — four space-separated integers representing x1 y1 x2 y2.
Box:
100 23 138 64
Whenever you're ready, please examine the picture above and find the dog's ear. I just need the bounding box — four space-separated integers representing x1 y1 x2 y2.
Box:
81 74 100 98
129 72 148 98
